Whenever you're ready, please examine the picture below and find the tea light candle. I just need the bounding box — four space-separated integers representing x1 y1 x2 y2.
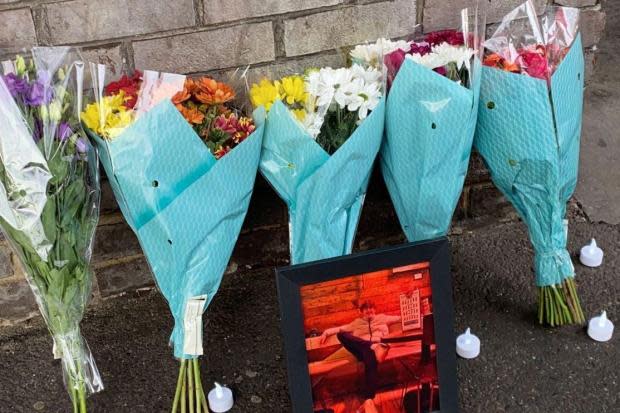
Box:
208 382 234 412
456 328 480 359
580 238 603 267
588 311 614 342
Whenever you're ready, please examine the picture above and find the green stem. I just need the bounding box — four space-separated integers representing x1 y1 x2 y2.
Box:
538 289 544 325
188 359 195 413
71 385 79 413
172 360 187 413
194 359 201 413
78 381 87 413
181 362 187 413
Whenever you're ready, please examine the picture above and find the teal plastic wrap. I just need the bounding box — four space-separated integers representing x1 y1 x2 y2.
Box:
91 100 264 358
260 98 385 264
381 57 481 242
474 34 584 287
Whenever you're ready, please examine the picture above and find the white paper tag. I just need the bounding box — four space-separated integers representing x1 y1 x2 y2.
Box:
183 295 207 356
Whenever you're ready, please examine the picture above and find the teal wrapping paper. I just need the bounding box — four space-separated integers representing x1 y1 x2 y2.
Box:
474 34 584 287
381 57 482 242
90 100 264 357
259 99 385 264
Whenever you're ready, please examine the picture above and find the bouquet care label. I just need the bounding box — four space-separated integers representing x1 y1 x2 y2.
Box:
183 295 208 356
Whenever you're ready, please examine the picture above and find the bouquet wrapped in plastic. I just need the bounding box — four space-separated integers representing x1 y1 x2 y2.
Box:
0 48 102 412
475 0 585 326
250 51 386 264
355 5 485 243
82 66 264 411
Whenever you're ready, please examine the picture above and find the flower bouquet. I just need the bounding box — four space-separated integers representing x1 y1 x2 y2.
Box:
359 5 485 244
82 66 264 411
0 48 102 412
250 60 385 264
474 0 585 326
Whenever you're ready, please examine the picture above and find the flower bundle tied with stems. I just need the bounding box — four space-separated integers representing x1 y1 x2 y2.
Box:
0 48 102 413
475 0 585 326
83 66 264 413
249 57 385 264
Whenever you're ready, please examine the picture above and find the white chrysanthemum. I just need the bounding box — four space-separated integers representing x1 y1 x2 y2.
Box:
350 79 381 120
302 111 323 139
350 38 411 68
350 64 382 86
303 64 383 135
406 42 475 72
432 42 475 71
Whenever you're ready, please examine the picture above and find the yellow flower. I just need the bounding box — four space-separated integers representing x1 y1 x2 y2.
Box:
250 79 281 111
291 108 306 122
280 75 307 106
82 102 102 133
106 109 133 138
81 91 134 139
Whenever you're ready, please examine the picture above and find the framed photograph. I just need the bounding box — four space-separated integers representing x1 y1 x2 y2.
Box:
276 238 457 413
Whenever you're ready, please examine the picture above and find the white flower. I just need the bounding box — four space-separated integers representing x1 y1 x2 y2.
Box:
350 38 411 68
303 64 383 136
406 42 475 72
432 42 475 71
302 111 323 139
306 67 354 108
350 79 381 120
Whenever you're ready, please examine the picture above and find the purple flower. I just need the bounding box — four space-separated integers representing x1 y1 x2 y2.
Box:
1 73 28 97
76 138 88 154
32 119 43 142
57 122 73 142
36 70 51 85
24 81 53 106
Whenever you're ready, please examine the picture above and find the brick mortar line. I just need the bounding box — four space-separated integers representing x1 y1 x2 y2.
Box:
15 2 357 48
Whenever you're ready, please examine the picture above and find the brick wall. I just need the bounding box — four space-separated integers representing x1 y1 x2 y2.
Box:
0 0 606 324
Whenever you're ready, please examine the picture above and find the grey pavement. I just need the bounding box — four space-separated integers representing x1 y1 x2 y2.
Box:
576 0 620 224
0 211 618 413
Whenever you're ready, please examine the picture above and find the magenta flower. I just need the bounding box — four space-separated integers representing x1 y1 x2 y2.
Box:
410 42 431 56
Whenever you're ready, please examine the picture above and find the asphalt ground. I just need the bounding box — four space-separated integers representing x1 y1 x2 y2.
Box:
1 212 618 413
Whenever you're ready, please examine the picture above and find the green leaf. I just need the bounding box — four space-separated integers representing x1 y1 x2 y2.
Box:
41 197 57 245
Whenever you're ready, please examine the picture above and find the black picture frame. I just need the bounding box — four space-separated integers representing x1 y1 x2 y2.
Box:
276 237 457 413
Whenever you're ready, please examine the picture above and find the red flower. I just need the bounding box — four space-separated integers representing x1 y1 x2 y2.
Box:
518 47 549 80
104 70 143 109
425 30 464 46
214 145 231 159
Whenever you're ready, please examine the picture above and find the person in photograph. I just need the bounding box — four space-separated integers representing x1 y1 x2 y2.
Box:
319 300 401 413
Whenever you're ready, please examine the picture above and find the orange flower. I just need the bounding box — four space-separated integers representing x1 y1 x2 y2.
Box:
176 104 205 124
172 79 198 104
484 53 520 73
194 77 235 105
